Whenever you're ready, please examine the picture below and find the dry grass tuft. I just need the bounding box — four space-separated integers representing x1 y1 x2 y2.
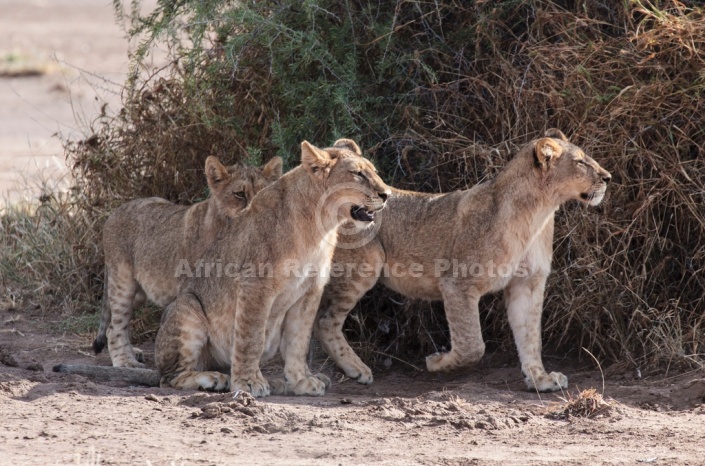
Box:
549 388 615 420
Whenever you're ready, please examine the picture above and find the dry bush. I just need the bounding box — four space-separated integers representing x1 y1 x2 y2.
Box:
0 191 100 315
349 0 705 373
41 0 705 370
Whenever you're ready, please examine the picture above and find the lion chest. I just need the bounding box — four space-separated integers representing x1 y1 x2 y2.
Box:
261 233 337 361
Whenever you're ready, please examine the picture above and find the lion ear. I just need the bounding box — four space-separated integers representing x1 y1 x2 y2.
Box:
544 128 568 142
205 156 231 189
262 156 283 183
301 141 333 179
534 138 563 170
333 138 362 156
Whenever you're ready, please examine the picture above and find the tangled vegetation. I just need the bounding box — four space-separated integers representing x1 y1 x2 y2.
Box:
3 0 703 374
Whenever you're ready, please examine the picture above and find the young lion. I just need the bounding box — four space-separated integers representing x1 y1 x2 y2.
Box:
315 130 611 392
94 156 283 368
150 139 390 396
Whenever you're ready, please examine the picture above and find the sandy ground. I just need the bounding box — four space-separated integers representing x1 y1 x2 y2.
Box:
2 309 705 465
0 0 152 205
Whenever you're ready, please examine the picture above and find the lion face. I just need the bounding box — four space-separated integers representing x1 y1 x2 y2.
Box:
301 139 391 224
534 130 612 206
206 156 283 217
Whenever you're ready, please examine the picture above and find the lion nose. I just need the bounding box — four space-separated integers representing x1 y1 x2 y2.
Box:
379 191 389 202
602 172 612 183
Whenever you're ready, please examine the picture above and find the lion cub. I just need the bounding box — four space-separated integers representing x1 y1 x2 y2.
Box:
153 139 391 396
94 156 283 368
316 130 611 392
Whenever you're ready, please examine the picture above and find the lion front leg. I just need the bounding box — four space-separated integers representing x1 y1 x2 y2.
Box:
316 295 374 384
505 273 568 392
274 285 329 396
426 280 485 372
315 251 383 385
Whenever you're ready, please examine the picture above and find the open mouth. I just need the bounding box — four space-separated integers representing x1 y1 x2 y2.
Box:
350 205 375 222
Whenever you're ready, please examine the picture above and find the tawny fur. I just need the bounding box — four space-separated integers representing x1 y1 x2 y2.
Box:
95 156 283 368
150 139 391 396
52 363 161 386
315 130 611 392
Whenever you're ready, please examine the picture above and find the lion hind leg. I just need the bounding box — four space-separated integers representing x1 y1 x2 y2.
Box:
426 280 485 372
156 294 229 392
104 264 143 368
130 290 148 363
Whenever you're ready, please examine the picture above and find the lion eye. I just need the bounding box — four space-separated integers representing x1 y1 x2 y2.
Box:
233 191 246 200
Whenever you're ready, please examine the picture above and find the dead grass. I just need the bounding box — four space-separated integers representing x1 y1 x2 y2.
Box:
0 190 101 316
549 388 615 420
350 0 705 373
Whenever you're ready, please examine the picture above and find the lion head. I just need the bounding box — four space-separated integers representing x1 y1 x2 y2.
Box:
205 155 283 217
534 129 612 206
301 138 391 225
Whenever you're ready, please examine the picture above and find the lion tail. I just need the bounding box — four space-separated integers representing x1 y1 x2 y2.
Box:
52 363 160 387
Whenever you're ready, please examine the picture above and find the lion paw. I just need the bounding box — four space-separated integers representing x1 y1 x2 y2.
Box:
195 372 230 392
231 375 270 398
269 378 287 395
271 374 329 396
314 372 332 389
426 346 484 373
525 370 568 392
341 361 373 384
291 375 326 396
426 352 453 372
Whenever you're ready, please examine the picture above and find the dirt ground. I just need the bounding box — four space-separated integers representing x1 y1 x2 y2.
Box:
2 308 705 465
